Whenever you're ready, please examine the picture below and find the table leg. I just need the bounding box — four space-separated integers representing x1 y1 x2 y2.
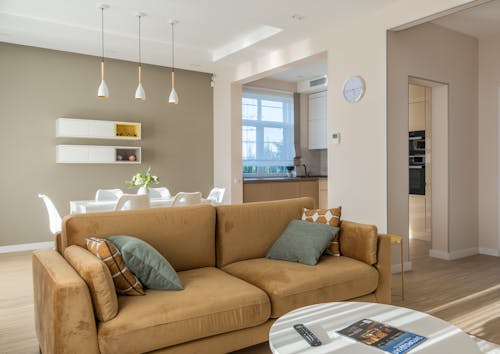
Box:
401 239 405 300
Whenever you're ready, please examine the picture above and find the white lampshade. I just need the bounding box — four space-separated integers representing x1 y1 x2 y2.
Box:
168 87 178 104
135 83 146 101
98 79 109 98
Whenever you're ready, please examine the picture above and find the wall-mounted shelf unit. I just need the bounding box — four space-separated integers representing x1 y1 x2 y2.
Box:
56 145 141 164
56 118 141 140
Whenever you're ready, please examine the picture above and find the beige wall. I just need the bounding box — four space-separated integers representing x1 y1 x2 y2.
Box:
478 35 500 255
388 23 478 260
0 42 213 246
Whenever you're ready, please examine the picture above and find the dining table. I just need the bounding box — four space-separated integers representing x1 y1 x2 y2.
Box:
70 196 209 214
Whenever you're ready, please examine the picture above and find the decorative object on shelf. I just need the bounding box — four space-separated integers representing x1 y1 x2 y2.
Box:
342 75 365 103
128 155 136 161
286 166 296 178
135 13 146 101
97 4 110 99
127 167 159 194
168 20 179 104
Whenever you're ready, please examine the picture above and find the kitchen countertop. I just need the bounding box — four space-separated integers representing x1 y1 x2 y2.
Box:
243 176 327 183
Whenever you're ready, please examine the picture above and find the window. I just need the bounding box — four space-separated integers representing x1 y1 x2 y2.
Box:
242 88 295 176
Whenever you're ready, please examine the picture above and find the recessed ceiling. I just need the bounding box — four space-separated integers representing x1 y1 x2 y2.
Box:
432 0 500 38
0 0 399 72
269 58 327 83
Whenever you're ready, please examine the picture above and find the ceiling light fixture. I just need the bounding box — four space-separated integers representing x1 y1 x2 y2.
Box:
97 4 110 99
135 12 146 101
168 20 179 105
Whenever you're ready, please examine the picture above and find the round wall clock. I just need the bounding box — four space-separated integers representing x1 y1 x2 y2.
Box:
343 75 365 103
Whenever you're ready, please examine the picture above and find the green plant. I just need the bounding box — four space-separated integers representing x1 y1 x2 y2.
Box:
127 167 159 188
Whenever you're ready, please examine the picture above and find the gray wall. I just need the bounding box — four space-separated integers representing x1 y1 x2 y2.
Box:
387 23 478 261
0 42 213 246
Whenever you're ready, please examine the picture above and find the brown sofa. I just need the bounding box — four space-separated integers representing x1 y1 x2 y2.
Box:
33 197 392 354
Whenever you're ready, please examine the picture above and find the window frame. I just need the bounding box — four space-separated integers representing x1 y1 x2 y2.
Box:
242 87 295 177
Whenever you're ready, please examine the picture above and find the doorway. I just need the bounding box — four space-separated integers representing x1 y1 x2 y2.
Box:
408 77 449 262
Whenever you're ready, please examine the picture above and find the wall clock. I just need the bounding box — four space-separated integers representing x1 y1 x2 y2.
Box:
343 75 365 103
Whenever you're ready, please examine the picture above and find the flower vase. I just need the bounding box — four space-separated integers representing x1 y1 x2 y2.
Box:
137 186 148 195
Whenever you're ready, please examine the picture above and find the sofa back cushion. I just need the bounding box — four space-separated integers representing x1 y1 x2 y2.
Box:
216 198 314 268
62 204 216 271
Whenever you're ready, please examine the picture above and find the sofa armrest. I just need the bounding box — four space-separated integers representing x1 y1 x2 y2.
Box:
373 234 392 304
33 249 100 354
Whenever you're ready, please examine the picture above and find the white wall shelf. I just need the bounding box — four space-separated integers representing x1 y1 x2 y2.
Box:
56 118 141 140
308 91 328 150
56 145 141 164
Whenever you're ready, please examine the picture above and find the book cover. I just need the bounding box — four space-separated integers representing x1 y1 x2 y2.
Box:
337 319 426 354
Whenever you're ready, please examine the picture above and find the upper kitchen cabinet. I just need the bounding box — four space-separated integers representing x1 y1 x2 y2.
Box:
308 91 327 149
409 85 426 132
56 118 141 140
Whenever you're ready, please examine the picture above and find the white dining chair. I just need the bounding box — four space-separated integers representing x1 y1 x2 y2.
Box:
149 187 171 199
171 192 202 207
114 194 150 211
95 189 124 201
206 187 225 204
38 194 62 235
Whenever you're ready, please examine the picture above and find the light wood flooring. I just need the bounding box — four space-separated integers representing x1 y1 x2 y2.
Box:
1 245 500 354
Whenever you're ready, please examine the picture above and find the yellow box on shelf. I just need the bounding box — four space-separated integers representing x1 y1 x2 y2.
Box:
115 123 141 139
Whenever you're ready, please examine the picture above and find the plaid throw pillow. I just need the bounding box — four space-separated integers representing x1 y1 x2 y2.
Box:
302 207 342 256
86 237 145 296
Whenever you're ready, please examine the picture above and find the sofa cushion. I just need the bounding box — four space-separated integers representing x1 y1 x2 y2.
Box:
63 245 118 322
62 204 216 271
216 197 315 268
223 256 378 318
302 206 342 256
97 267 271 354
108 235 183 291
340 221 378 265
266 220 338 265
86 237 145 296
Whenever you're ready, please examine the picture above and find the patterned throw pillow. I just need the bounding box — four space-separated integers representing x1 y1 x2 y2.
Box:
86 237 145 296
302 207 342 256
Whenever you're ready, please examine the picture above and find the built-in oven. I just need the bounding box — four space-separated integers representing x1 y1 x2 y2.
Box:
409 165 425 195
409 130 425 155
409 130 426 195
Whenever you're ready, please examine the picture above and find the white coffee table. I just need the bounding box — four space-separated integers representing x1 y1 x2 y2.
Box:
269 302 481 353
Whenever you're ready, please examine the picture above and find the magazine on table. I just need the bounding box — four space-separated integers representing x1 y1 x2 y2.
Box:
337 319 426 354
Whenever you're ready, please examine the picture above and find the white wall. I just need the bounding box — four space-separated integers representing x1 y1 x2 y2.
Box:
478 35 500 256
213 0 480 227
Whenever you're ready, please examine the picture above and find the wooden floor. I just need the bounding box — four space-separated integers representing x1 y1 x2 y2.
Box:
1 244 500 354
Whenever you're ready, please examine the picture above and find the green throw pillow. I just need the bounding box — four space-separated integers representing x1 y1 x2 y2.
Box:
266 220 339 266
108 236 183 291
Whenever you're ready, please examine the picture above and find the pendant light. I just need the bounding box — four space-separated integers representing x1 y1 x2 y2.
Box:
135 13 146 101
97 4 109 98
168 20 179 104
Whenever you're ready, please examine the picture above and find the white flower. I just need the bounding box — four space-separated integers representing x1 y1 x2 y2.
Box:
135 177 144 186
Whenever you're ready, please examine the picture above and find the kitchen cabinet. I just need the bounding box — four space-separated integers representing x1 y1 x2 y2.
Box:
308 91 327 149
243 179 319 207
409 85 426 132
318 179 328 209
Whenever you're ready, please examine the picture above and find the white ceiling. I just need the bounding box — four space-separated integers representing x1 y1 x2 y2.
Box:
433 0 500 38
0 0 399 73
269 58 328 82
